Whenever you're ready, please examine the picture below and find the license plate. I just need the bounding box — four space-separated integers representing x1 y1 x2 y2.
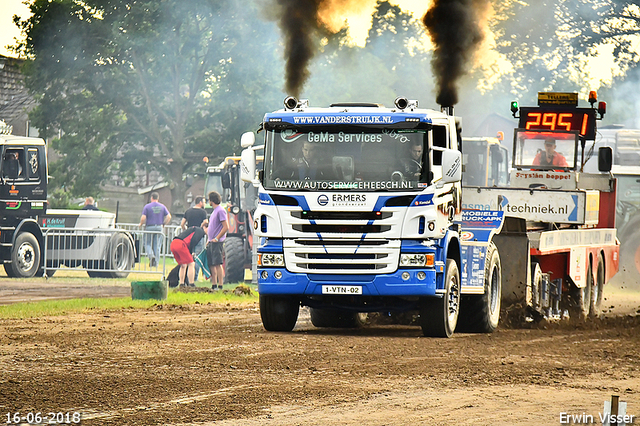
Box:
321 285 362 295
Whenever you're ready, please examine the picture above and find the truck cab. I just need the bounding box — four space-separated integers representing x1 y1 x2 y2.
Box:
462 136 509 187
241 97 481 337
0 135 48 277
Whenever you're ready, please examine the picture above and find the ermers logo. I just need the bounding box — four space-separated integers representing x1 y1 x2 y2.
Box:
332 194 366 203
317 194 329 206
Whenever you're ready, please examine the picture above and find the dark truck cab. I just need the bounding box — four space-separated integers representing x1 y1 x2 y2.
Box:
0 135 48 277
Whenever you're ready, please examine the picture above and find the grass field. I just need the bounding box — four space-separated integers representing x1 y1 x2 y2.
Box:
0 256 257 319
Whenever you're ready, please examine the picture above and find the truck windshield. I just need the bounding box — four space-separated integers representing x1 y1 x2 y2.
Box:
513 130 578 171
263 128 429 191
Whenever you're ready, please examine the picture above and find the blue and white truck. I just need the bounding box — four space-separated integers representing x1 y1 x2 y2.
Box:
240 97 504 337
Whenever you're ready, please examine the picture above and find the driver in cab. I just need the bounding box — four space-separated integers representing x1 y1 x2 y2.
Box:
292 141 330 180
532 139 568 168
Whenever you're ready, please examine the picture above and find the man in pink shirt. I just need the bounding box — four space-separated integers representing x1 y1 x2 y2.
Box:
207 191 229 290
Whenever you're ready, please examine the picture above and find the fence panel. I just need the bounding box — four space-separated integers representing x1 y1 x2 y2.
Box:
42 227 169 277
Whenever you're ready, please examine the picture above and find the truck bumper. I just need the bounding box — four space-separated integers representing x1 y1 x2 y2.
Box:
257 269 438 296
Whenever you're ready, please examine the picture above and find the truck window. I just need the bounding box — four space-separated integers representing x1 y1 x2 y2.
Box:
27 149 40 180
432 125 447 166
263 128 430 190
3 149 24 179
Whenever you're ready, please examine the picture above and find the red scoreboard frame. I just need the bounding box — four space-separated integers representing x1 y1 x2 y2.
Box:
518 107 596 140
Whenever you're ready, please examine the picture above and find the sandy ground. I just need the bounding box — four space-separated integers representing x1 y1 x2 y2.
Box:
1 274 640 426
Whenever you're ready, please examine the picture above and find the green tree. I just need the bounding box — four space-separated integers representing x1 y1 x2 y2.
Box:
16 0 283 211
561 0 640 71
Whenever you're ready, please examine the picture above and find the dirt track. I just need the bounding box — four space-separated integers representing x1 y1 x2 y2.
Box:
1 276 640 426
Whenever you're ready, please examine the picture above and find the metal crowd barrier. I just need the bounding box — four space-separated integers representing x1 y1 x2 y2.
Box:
42 227 169 278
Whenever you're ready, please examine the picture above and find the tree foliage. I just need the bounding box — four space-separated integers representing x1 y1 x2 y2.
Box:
16 0 283 210
13 0 640 212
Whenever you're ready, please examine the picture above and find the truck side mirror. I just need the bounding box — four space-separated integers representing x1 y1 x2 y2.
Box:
240 148 256 183
221 172 231 189
240 132 255 148
441 149 462 183
598 146 612 172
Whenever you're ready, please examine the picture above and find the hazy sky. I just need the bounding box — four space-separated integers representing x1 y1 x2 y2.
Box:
1 0 31 57
0 0 623 89
0 0 431 58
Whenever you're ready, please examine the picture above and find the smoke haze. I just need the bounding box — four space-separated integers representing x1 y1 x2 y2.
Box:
422 0 489 107
274 0 370 98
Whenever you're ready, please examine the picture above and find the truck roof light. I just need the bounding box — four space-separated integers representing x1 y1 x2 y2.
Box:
510 101 519 116
496 131 504 141
589 91 597 105
284 96 298 110
598 101 607 117
395 97 409 109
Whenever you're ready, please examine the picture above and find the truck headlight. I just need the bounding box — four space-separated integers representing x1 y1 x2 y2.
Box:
258 253 284 267
400 253 435 267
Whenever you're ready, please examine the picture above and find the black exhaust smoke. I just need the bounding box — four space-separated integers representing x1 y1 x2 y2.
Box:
422 0 489 108
275 0 322 98
274 0 365 98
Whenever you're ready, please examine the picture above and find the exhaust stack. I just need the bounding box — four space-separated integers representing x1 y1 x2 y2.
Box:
441 106 454 116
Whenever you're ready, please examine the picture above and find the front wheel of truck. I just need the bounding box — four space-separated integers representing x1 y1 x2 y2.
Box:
260 294 300 332
5 232 41 278
457 242 501 333
420 258 460 338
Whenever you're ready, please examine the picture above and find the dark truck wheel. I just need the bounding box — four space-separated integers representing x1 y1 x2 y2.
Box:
4 232 41 278
310 308 367 328
87 233 134 278
260 294 299 332
567 260 592 321
589 255 605 318
105 233 135 278
457 242 501 333
224 236 245 284
420 259 460 338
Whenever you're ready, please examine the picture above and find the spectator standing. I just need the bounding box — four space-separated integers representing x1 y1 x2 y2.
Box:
139 192 172 268
82 197 99 211
170 224 207 287
207 191 229 290
180 196 208 280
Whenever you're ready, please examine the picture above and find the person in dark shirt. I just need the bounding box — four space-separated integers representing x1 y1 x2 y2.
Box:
400 142 423 179
291 141 331 180
180 196 208 280
170 224 207 287
82 197 99 211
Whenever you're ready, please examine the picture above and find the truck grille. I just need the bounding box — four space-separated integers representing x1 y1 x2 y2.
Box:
292 224 391 233
283 239 400 274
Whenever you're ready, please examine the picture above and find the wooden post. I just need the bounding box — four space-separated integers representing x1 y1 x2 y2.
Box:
611 395 619 426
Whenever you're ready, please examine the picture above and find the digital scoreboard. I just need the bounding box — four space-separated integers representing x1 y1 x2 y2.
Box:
518 107 597 140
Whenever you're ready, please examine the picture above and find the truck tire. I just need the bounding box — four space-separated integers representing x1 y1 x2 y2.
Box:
260 294 299 332
104 233 135 279
589 255 605 318
530 261 543 311
310 308 367 328
224 237 245 284
457 242 501 333
420 259 460 338
5 232 41 278
568 261 592 321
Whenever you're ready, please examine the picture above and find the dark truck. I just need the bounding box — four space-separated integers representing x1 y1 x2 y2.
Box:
1 134 137 278
0 134 48 277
